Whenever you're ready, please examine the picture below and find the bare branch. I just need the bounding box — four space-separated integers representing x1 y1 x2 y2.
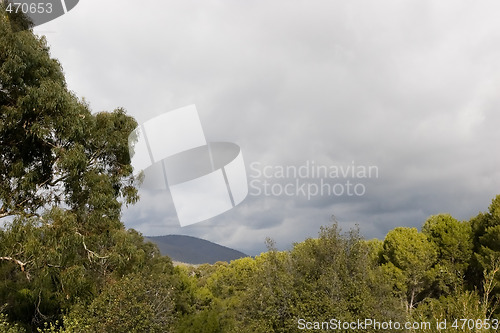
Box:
0 256 30 281
0 205 14 219
0 212 12 219
76 232 109 261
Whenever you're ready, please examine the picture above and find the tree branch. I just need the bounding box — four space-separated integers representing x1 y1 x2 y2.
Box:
0 205 14 219
0 256 30 281
0 212 12 219
76 232 109 261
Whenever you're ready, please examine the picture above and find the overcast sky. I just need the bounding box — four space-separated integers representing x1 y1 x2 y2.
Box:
33 0 500 255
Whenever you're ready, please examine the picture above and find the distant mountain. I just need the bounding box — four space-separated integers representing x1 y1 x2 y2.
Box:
146 235 248 265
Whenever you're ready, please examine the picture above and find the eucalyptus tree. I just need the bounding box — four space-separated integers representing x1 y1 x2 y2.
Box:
0 6 165 330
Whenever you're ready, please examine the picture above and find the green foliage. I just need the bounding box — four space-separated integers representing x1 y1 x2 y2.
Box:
0 1 33 32
0 10 139 222
0 9 154 331
411 260 500 333
422 214 473 295
0 209 171 329
193 224 406 333
64 271 177 333
176 308 222 333
0 314 25 333
381 227 437 312
471 195 500 280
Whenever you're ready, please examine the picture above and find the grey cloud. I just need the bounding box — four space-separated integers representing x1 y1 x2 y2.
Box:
34 0 500 255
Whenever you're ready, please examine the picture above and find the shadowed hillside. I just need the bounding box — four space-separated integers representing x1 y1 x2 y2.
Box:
146 235 248 264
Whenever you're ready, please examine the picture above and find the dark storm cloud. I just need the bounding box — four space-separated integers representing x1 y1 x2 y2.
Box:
34 0 500 255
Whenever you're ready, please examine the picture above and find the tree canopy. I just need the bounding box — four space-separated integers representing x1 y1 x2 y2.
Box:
0 4 138 223
0 5 158 331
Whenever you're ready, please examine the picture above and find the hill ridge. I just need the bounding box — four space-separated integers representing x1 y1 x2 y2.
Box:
146 234 248 265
